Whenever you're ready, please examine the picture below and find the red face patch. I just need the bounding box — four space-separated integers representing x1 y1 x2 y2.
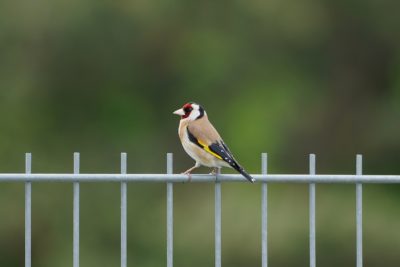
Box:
182 103 193 119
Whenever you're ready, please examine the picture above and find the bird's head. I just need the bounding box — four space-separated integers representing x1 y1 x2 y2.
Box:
173 102 205 121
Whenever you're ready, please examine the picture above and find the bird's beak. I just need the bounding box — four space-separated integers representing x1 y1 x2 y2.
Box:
173 108 185 116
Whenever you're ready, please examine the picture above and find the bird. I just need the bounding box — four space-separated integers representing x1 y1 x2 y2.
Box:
173 102 255 183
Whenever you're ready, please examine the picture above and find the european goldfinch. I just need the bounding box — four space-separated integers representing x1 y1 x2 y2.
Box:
173 102 255 183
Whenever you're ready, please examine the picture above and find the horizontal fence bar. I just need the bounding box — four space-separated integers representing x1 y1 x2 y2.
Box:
0 174 400 183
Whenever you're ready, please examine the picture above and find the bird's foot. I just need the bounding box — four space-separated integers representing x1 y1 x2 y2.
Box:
181 171 192 182
209 168 217 175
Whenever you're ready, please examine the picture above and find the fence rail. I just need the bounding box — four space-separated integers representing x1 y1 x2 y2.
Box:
1 173 400 182
1 152 400 267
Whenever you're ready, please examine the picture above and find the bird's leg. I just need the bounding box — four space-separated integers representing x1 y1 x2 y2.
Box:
182 165 198 175
182 163 200 182
209 167 217 175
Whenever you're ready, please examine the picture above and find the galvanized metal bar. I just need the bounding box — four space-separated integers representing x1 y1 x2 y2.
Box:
309 154 316 267
261 153 268 267
73 153 80 267
215 169 222 267
121 153 127 267
166 153 173 267
1 174 400 183
25 153 32 267
356 155 363 267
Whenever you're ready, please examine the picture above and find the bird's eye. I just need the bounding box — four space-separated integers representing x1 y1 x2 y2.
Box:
184 107 193 113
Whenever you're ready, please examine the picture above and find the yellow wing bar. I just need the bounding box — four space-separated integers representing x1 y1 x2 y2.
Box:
198 140 223 160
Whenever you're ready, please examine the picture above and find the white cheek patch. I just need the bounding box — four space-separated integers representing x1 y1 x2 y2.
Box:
188 109 201 120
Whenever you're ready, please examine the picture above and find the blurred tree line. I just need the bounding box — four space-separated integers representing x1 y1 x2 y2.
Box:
0 0 399 266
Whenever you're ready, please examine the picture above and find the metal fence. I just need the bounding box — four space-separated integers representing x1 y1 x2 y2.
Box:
1 152 400 267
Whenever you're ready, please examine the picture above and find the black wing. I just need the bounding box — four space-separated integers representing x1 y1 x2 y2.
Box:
186 127 255 183
209 141 255 183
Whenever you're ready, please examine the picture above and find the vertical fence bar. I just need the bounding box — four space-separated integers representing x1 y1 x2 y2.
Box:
25 153 32 267
73 153 80 267
356 155 363 267
166 153 173 267
309 154 316 267
261 153 268 267
121 153 127 267
215 169 222 267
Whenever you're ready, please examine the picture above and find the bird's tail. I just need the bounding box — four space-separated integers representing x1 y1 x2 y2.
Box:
228 159 255 183
238 167 255 183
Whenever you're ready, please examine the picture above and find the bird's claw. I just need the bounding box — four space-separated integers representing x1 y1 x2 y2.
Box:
181 171 192 182
209 168 217 175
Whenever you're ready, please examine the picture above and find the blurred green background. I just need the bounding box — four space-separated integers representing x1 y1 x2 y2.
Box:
0 0 400 266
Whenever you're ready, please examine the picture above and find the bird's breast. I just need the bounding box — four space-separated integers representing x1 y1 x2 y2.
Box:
178 119 187 140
